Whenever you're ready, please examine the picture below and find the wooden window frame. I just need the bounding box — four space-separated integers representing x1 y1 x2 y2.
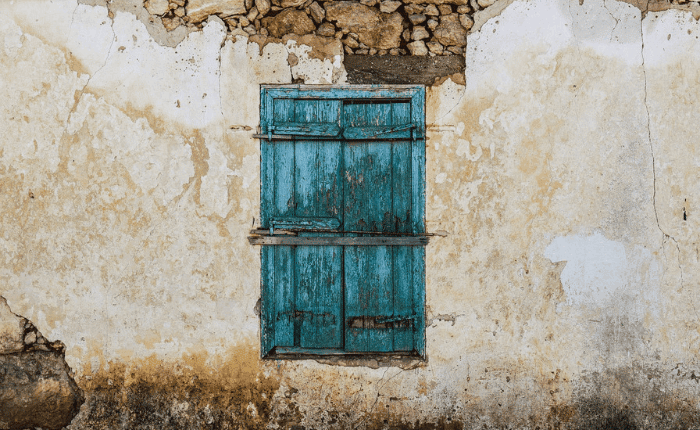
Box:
254 85 426 359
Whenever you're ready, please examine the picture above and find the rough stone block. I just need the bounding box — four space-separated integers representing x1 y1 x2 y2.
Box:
434 13 466 46
325 1 404 49
262 9 315 38
0 351 84 430
186 0 247 23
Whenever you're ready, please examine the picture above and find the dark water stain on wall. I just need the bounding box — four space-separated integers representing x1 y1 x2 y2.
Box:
66 357 700 429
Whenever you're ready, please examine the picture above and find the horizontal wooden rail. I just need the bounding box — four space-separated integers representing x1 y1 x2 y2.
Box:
248 236 428 246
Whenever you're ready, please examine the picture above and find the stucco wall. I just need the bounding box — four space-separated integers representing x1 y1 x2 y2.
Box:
1 0 700 427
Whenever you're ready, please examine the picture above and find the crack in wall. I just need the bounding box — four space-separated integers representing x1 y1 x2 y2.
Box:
603 0 621 42
352 367 404 430
60 1 117 144
639 14 688 315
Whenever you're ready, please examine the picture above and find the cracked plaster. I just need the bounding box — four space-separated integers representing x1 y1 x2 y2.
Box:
2 0 700 426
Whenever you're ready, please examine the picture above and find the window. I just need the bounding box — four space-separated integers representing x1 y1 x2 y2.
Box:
251 85 426 358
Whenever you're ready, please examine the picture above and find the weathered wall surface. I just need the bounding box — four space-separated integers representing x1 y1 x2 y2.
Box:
1 0 700 427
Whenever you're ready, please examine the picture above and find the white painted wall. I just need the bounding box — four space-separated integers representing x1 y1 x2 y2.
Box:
2 0 700 426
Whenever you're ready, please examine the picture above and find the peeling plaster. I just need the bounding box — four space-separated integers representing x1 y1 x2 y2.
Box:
4 0 700 427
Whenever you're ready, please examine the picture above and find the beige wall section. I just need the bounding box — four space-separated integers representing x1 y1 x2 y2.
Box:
2 0 700 427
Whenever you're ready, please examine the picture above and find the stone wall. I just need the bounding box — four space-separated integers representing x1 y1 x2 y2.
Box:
146 0 479 56
0 298 83 429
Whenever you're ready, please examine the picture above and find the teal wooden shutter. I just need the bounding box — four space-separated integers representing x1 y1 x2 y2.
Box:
257 86 425 357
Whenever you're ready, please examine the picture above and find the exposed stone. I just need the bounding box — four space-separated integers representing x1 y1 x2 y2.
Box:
244 24 257 34
438 4 452 14
469 0 480 11
378 49 387 55
172 0 186 6
0 298 23 355
245 0 254 10
308 2 326 23
407 40 428 55
345 45 354 54
427 18 438 30
409 14 427 24
389 48 400 55
356 48 369 54
262 9 315 38
404 4 424 14
426 40 444 54
0 351 84 429
434 14 466 46
380 0 402 13
161 16 183 30
324 2 404 49
456 4 471 13
425 4 439 15
402 29 411 41
0 298 83 429
359 0 377 6
411 26 429 40
174 6 186 17
230 27 250 39
477 0 497 7
239 16 251 26
255 0 271 16
259 27 269 35
247 6 259 20
446 45 463 54
404 0 468 5
459 13 474 31
145 0 170 15
23 331 36 346
369 48 378 54
343 36 360 48
317 22 336 37
186 0 246 23
272 0 306 8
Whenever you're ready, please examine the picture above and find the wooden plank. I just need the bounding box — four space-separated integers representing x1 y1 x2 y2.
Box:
344 246 367 351
261 85 423 101
261 246 275 355
294 143 317 218
274 246 295 347
411 94 426 234
271 217 340 230
295 245 343 348
317 101 343 220
344 246 394 352
367 246 394 351
248 236 428 246
342 104 393 233
343 56 465 86
271 347 421 357
392 102 413 234
273 122 341 137
273 98 295 220
342 125 412 140
393 246 414 351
